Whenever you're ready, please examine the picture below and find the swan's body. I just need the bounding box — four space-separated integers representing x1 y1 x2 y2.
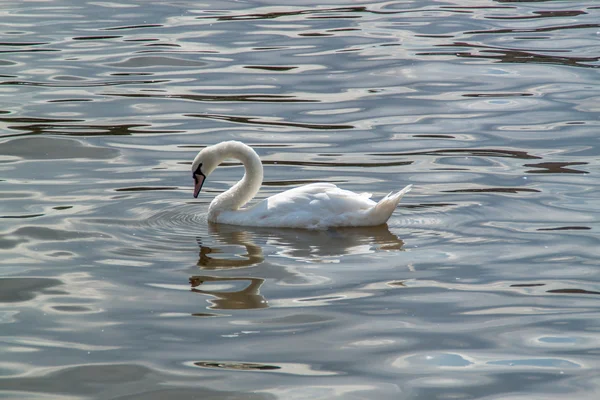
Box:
191 141 411 229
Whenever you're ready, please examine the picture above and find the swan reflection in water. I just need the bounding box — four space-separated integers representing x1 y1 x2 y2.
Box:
196 222 405 267
189 223 405 311
189 275 267 310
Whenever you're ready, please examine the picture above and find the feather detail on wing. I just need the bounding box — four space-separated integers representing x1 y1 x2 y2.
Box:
214 183 412 229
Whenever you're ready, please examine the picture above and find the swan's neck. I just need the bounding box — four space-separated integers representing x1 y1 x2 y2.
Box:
208 143 263 219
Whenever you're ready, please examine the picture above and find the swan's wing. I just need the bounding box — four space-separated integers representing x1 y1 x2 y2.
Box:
216 182 408 229
265 183 377 214
226 183 376 227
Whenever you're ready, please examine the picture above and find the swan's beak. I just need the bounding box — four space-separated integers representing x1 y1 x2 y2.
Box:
193 174 206 198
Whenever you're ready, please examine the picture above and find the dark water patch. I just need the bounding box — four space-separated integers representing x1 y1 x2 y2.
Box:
487 10 587 20
524 162 588 174
425 42 600 69
1 137 118 160
52 206 73 210
0 41 48 46
201 6 368 22
537 226 591 231
243 65 299 72
403 203 456 209
3 122 176 137
463 93 533 97
0 237 24 250
72 35 122 40
0 277 63 303
51 305 92 312
186 113 354 130
329 27 360 32
103 24 163 31
0 79 168 88
46 98 93 103
142 43 182 48
115 187 179 192
110 72 154 76
263 159 412 168
413 134 455 139
444 188 540 194
191 312 222 317
110 92 316 103
466 23 600 35
547 289 600 296
0 48 59 54
299 32 334 37
124 38 159 42
193 361 281 371
371 148 541 160
0 214 44 219
510 283 545 288
252 46 290 51
38 289 69 296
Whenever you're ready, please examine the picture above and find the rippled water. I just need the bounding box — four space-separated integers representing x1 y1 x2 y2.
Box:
1 1 599 399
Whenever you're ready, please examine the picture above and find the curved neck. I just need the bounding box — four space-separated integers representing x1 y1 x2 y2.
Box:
209 142 263 215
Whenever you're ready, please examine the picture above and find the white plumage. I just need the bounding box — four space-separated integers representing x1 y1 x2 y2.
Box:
191 141 411 229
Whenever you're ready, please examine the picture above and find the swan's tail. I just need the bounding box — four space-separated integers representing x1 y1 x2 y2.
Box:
368 184 412 225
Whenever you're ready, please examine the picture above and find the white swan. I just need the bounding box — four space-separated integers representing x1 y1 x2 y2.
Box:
191 141 412 229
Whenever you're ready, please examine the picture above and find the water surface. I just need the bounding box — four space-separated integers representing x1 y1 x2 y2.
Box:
1 1 599 399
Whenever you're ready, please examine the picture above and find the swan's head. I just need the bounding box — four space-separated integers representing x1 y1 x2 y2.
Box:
191 147 219 198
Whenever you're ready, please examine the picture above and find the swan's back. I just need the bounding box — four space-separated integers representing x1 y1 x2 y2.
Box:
215 183 412 229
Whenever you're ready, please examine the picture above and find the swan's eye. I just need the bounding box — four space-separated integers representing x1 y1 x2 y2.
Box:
193 163 203 177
